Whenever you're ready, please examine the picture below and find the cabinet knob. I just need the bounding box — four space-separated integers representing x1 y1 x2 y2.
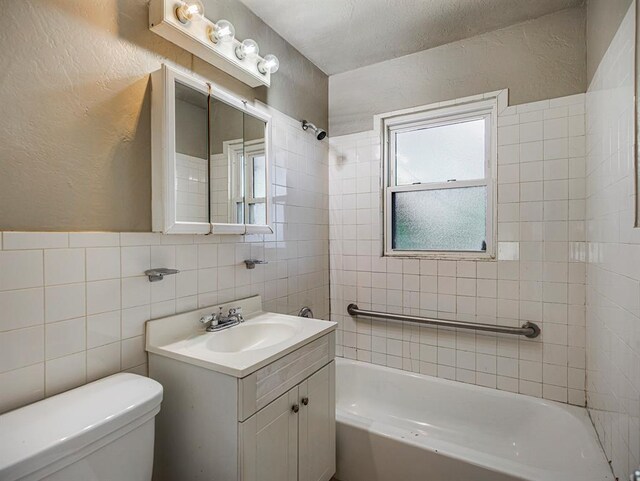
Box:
291 403 299 413
301 397 309 406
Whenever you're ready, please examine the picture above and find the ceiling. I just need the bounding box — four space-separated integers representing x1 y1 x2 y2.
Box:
237 0 584 75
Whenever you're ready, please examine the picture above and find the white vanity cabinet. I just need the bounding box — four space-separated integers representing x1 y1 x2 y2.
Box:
148 326 336 481
240 362 335 481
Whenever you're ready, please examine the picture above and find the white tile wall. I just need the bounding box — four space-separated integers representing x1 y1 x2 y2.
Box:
175 153 208 223
0 108 329 414
210 152 231 224
585 3 640 478
329 90 587 405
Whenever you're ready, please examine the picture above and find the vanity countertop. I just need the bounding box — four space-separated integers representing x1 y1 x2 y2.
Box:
145 296 336 378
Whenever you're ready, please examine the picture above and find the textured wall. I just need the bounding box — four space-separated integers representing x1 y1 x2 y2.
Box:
236 0 584 75
586 0 634 84
0 0 327 232
199 0 328 129
585 4 639 477
329 8 586 136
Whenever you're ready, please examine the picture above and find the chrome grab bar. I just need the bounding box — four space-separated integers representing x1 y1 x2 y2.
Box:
347 304 541 338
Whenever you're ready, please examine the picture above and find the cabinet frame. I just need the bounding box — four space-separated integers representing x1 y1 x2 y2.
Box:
151 64 274 235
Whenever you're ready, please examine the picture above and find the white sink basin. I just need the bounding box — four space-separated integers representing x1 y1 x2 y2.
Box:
204 322 299 353
145 296 337 377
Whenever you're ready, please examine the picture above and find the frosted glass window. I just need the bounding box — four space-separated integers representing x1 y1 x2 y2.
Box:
392 187 487 251
395 118 485 185
383 99 496 257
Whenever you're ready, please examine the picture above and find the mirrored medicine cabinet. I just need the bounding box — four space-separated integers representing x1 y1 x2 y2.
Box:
151 64 272 235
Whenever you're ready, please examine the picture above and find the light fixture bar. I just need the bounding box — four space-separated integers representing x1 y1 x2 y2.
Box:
149 0 279 88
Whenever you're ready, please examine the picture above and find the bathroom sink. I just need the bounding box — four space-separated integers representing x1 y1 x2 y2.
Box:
204 322 298 353
145 295 337 377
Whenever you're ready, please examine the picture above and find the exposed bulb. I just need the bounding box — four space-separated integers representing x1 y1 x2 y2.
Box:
235 39 259 60
258 54 279 74
175 0 205 24
209 19 235 44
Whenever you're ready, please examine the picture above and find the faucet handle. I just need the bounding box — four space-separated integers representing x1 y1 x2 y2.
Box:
229 307 244 322
201 307 224 327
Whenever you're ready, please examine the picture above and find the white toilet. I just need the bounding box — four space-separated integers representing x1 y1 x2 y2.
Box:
0 373 163 481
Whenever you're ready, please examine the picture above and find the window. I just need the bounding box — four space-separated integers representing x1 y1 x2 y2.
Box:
224 139 245 224
225 139 267 225
244 141 267 225
383 99 497 258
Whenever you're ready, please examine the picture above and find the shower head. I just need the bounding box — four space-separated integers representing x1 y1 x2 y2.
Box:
302 120 327 141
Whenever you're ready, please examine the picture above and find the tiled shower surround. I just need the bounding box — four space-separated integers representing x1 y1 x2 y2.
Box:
0 107 329 414
329 91 588 406
585 4 639 477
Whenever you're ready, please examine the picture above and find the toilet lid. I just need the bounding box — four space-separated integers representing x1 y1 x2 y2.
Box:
0 373 162 481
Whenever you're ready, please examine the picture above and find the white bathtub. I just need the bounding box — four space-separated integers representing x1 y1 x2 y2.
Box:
335 358 613 481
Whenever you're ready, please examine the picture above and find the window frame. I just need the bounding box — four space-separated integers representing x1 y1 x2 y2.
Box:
224 138 245 224
382 98 498 259
243 140 267 225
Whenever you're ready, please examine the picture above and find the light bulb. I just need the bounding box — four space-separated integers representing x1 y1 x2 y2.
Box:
258 54 279 74
209 19 235 44
175 0 205 24
235 39 259 60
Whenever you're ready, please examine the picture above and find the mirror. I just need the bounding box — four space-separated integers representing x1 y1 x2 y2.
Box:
243 113 268 225
152 65 271 234
174 81 209 224
209 96 268 228
209 97 244 224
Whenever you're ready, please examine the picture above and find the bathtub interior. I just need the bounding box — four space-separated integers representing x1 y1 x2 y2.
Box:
335 358 613 481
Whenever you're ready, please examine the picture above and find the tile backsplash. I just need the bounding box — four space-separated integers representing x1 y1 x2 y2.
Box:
329 90 587 405
0 107 330 414
585 3 639 477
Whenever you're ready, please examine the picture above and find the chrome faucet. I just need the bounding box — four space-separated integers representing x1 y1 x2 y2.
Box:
200 307 244 332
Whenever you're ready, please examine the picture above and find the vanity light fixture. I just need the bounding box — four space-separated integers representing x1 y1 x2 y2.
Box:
235 39 259 60
208 19 235 44
175 0 204 24
258 54 279 74
150 0 280 87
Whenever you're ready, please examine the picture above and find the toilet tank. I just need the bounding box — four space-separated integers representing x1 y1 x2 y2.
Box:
0 373 163 481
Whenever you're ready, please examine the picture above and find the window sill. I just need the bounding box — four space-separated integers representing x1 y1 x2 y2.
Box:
383 251 496 261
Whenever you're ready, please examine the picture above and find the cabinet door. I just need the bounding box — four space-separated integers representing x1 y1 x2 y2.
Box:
240 385 299 481
151 64 212 234
298 362 336 481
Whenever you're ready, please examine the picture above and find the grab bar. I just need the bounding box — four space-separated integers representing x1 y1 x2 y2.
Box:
347 304 541 338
